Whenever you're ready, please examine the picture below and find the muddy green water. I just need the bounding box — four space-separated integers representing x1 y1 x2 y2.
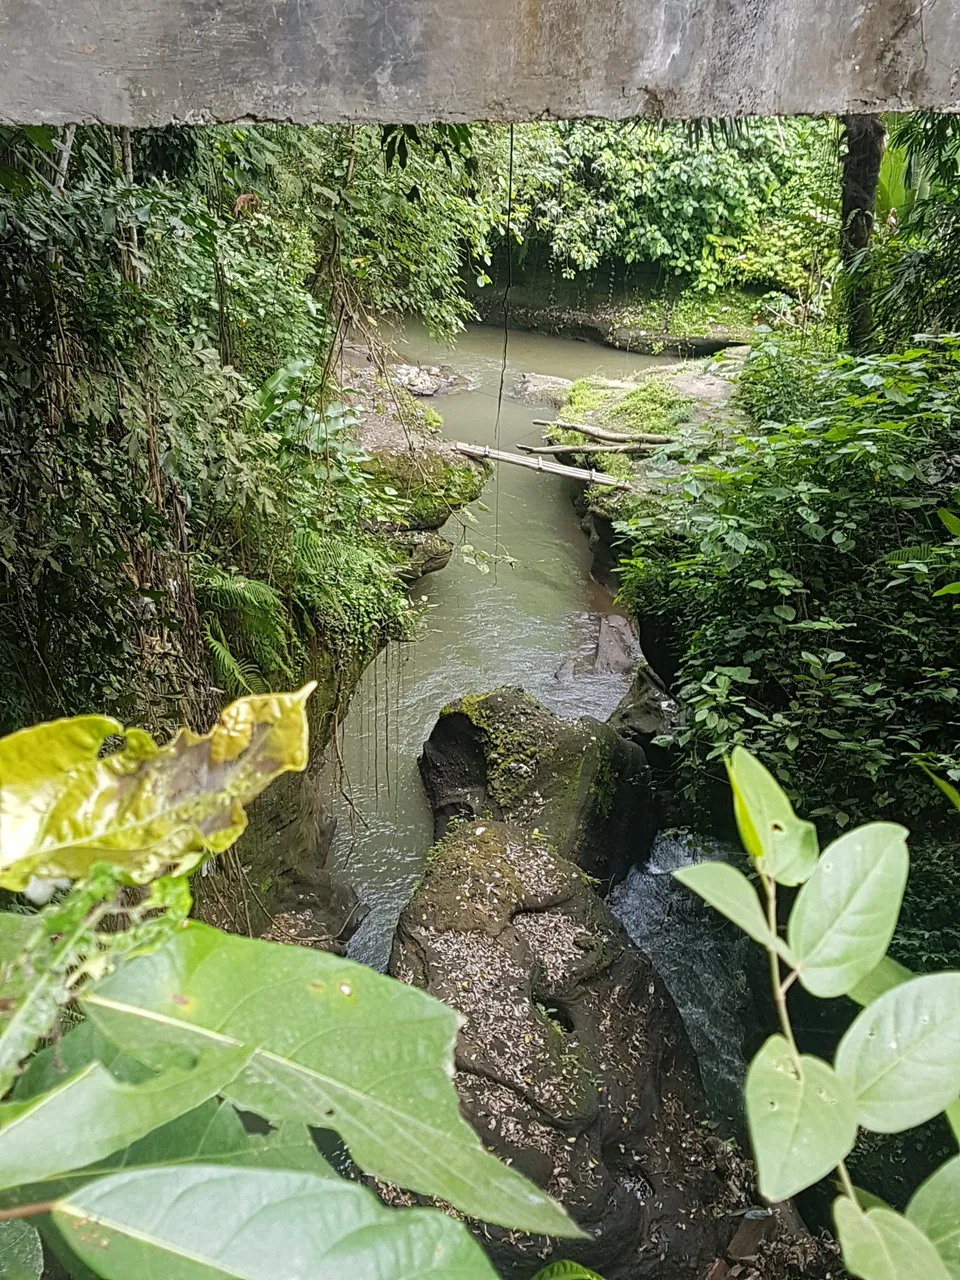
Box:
327 323 671 968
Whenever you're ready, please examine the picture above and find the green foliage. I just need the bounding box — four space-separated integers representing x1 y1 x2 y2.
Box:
0 1221 42 1280
506 118 837 292
617 335 960 828
0 699 579 1279
0 121 498 735
675 749 960 1280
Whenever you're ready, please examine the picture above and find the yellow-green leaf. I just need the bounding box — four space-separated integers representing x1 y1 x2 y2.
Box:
726 747 819 885
0 685 316 891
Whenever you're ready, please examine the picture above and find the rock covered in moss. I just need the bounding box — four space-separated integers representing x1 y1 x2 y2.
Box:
390 819 735 1278
418 687 657 887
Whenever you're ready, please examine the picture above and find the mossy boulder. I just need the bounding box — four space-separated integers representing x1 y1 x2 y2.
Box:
365 447 487 530
390 819 734 1278
418 687 657 887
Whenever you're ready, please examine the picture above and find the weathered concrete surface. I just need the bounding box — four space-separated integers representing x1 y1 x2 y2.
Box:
1 0 957 126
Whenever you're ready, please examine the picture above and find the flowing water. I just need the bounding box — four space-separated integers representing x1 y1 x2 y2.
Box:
608 832 752 1124
326 322 670 969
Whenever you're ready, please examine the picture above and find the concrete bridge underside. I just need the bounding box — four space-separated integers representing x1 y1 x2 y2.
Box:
1 0 958 126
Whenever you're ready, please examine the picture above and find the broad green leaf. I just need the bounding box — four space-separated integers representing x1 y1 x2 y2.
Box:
53 1166 498 1279
533 1265 604 1280
0 1096 333 1212
726 747 819 885
84 923 580 1237
0 1220 43 1280
939 508 960 537
835 974 960 1132
673 862 794 963
13 1019 152 1099
849 956 913 1007
933 582 960 596
0 1042 252 1191
745 1035 857 1202
835 1197 950 1280
0 684 316 891
907 1156 960 1278
788 823 909 997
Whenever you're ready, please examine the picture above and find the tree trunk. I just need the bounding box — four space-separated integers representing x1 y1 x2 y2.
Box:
841 114 885 353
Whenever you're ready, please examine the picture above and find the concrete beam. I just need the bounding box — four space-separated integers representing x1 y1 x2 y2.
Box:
1 0 957 127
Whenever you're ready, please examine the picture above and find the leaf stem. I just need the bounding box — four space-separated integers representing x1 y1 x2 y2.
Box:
763 873 800 1061
0 1202 54 1223
837 1159 857 1202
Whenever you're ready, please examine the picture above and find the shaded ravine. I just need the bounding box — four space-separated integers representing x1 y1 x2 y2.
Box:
326 323 671 969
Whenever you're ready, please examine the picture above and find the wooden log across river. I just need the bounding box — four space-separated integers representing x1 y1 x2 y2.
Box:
453 442 633 491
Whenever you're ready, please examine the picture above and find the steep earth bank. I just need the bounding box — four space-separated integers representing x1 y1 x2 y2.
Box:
469 262 762 357
196 365 488 942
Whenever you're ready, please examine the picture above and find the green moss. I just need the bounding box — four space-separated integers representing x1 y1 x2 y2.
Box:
366 450 487 528
611 379 692 435
456 690 549 809
566 378 615 417
589 746 615 819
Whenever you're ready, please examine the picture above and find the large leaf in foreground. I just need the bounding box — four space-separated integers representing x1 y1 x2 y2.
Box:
84 923 580 1236
0 685 315 891
54 1166 497 1279
0 1096 333 1211
907 1155 960 1278
726 747 819 885
788 823 909 997
745 1035 857 1202
835 974 960 1132
0 1042 251 1191
835 1196 950 1280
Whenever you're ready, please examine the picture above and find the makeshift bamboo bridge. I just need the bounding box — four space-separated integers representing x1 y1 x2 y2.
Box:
453 442 633 491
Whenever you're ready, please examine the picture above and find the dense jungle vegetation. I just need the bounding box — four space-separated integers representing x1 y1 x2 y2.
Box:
0 116 836 740
2 111 960 1280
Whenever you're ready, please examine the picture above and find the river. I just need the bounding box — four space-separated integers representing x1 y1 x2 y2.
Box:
326 322 671 969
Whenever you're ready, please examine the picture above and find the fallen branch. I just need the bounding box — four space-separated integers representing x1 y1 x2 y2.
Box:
453 442 632 491
532 418 672 445
516 441 655 456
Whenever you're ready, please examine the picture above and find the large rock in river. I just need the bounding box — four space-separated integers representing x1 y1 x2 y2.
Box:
419 687 657 887
390 820 736 1278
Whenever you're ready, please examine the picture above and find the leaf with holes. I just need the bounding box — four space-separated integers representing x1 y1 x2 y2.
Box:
0 685 315 891
673 862 794 962
835 974 960 1133
83 923 580 1236
788 823 909 997
836 1197 950 1280
726 747 819 885
745 1035 857 1202
0 1042 252 1192
53 1166 498 1279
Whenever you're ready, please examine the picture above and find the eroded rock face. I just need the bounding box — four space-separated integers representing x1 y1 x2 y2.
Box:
390 820 736 1278
418 687 657 886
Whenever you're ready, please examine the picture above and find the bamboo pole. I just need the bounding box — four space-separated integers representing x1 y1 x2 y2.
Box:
516 441 654 456
453 443 632 491
531 418 672 445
